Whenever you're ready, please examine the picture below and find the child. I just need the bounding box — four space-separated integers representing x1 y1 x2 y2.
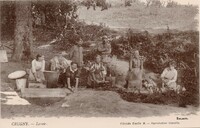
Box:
65 62 80 92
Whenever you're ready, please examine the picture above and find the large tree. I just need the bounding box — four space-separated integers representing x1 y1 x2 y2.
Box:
12 1 32 61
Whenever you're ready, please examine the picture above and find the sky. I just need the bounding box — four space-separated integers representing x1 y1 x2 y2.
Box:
139 0 199 5
172 0 198 5
165 0 198 5
107 0 199 6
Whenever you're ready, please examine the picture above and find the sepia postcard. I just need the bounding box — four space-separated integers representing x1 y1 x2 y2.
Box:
0 0 199 128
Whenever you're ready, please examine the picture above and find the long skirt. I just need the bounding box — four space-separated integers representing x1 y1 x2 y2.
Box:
126 68 143 81
126 68 143 91
28 69 45 83
87 72 105 86
162 79 177 92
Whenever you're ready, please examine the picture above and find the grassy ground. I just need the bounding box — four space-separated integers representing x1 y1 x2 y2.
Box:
78 4 198 33
1 83 198 118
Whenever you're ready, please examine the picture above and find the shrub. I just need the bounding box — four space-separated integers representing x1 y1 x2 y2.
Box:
166 0 178 8
110 30 199 106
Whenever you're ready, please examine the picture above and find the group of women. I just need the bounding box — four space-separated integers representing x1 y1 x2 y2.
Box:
28 35 179 93
28 36 111 91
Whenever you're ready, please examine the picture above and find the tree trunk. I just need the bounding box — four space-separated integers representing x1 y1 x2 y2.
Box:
12 1 32 61
0 2 2 46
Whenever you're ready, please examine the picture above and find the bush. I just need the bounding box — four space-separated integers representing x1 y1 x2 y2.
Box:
110 29 199 106
54 21 117 51
166 0 178 8
95 86 183 106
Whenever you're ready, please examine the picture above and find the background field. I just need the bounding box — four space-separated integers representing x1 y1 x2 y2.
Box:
78 3 198 33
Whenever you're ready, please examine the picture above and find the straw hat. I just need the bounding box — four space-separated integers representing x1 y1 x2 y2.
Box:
134 50 139 54
102 35 108 40
96 55 101 59
56 51 68 56
130 49 139 54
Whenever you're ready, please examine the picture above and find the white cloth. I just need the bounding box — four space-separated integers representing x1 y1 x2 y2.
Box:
50 56 71 71
161 68 177 83
29 59 45 82
31 59 45 73
161 67 178 92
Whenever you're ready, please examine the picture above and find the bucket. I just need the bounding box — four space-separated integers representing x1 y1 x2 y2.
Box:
44 71 60 88
115 75 126 86
106 76 116 86
16 78 27 91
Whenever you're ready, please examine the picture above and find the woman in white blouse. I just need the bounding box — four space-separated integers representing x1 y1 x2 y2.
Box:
29 54 45 83
161 60 178 91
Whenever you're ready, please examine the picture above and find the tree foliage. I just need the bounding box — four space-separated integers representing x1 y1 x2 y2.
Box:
32 1 78 30
1 0 79 60
1 1 78 39
1 1 15 40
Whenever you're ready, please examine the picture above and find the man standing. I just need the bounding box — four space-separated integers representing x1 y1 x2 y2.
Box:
69 38 84 68
91 0 96 10
101 0 108 11
97 35 112 63
97 35 112 77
